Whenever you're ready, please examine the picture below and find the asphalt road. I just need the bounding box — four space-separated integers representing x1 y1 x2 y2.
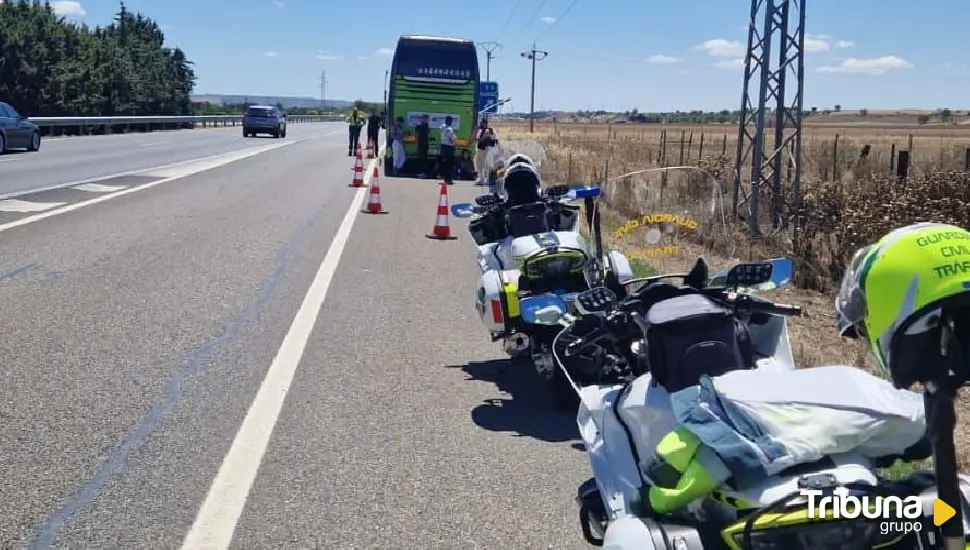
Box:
0 122 344 197
0 127 590 549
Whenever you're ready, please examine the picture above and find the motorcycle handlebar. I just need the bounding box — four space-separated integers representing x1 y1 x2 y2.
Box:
726 292 802 317
562 291 801 358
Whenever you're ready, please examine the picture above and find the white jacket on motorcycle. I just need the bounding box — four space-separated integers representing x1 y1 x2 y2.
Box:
668 365 926 486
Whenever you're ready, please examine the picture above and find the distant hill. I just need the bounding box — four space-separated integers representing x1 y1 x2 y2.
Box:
191 94 355 109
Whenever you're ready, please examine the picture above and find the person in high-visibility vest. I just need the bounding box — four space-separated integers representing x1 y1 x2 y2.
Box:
345 107 366 156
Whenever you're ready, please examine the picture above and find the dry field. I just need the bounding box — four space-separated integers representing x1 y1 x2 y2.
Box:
494 120 970 467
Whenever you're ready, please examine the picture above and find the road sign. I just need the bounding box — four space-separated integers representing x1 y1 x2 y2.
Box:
478 81 500 114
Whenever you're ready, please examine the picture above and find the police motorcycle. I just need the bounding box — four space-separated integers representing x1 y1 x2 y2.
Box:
450 162 635 409
550 253 970 549
547 168 970 548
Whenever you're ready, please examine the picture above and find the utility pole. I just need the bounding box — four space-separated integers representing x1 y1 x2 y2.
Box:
383 70 389 112
520 43 548 133
478 42 501 81
320 70 330 111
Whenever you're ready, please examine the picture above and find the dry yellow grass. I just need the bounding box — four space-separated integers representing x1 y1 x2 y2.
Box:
494 120 970 466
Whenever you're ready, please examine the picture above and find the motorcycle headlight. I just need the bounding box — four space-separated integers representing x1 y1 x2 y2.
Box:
729 519 904 550
522 251 587 280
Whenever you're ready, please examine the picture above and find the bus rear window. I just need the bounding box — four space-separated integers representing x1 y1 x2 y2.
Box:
394 41 477 79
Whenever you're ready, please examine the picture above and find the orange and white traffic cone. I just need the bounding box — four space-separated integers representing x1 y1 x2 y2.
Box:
350 149 365 187
366 139 375 159
426 182 457 240
361 166 388 214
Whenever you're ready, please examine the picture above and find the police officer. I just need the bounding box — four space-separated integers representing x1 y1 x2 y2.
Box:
345 107 366 156
366 110 381 155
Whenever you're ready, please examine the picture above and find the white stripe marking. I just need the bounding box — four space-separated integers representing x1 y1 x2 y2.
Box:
0 199 66 213
0 136 316 201
72 183 129 193
180 154 382 550
0 141 295 233
137 140 173 148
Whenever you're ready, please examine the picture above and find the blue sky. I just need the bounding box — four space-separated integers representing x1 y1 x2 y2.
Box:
51 0 970 111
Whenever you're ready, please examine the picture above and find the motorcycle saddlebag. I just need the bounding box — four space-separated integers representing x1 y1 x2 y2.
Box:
646 293 754 393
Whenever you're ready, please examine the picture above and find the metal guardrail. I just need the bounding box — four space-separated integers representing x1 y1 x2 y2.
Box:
26 114 345 136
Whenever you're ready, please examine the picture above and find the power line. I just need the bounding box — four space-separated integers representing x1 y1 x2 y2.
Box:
506 0 550 47
535 0 580 42
497 0 523 36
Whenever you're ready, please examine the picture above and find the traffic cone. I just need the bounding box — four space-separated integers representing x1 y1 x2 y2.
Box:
350 149 365 187
361 165 388 214
426 182 457 240
366 139 375 159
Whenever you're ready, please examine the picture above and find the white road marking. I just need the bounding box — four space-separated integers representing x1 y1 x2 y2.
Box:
0 156 25 163
0 134 321 201
0 141 296 233
137 140 173 148
0 199 66 213
180 154 381 550
72 183 128 193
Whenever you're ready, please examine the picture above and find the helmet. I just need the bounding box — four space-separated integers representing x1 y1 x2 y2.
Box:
503 163 541 206
506 154 535 169
836 222 970 388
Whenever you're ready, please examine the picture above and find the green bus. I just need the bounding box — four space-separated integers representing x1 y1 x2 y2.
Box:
385 35 481 178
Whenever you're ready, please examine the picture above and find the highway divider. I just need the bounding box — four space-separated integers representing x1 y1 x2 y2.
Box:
27 114 345 138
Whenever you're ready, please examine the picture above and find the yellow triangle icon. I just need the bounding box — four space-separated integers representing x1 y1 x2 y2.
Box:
934 499 956 526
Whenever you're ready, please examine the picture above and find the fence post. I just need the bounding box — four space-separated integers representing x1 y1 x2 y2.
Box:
831 134 840 182
660 130 667 166
964 147 969 171
896 150 910 181
678 130 686 165
890 143 896 173
698 132 705 158
721 134 727 155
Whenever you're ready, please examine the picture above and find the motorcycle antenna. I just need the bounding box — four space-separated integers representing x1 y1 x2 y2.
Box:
924 313 969 549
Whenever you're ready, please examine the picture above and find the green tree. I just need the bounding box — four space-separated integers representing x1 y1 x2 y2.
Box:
0 0 196 117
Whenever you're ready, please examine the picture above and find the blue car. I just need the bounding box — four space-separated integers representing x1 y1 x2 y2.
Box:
0 102 41 153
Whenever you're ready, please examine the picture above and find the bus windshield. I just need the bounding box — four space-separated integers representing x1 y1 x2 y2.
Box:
394 39 477 81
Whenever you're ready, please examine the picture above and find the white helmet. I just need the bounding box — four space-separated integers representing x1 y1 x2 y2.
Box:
506 154 535 169
503 163 541 206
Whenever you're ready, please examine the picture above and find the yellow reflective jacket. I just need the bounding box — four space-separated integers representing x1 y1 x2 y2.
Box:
345 111 366 126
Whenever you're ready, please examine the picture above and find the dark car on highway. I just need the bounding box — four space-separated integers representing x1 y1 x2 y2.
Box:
242 105 287 138
0 102 41 153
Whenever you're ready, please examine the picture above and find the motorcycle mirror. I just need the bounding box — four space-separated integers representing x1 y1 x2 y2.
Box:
725 261 775 289
763 257 794 289
575 287 617 315
451 203 476 218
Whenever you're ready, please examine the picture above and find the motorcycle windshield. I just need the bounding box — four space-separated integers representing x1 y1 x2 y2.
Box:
598 165 733 282
496 137 548 171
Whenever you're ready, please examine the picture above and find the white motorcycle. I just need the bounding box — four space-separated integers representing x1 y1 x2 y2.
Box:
547 165 970 548
450 184 635 410
556 259 970 549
